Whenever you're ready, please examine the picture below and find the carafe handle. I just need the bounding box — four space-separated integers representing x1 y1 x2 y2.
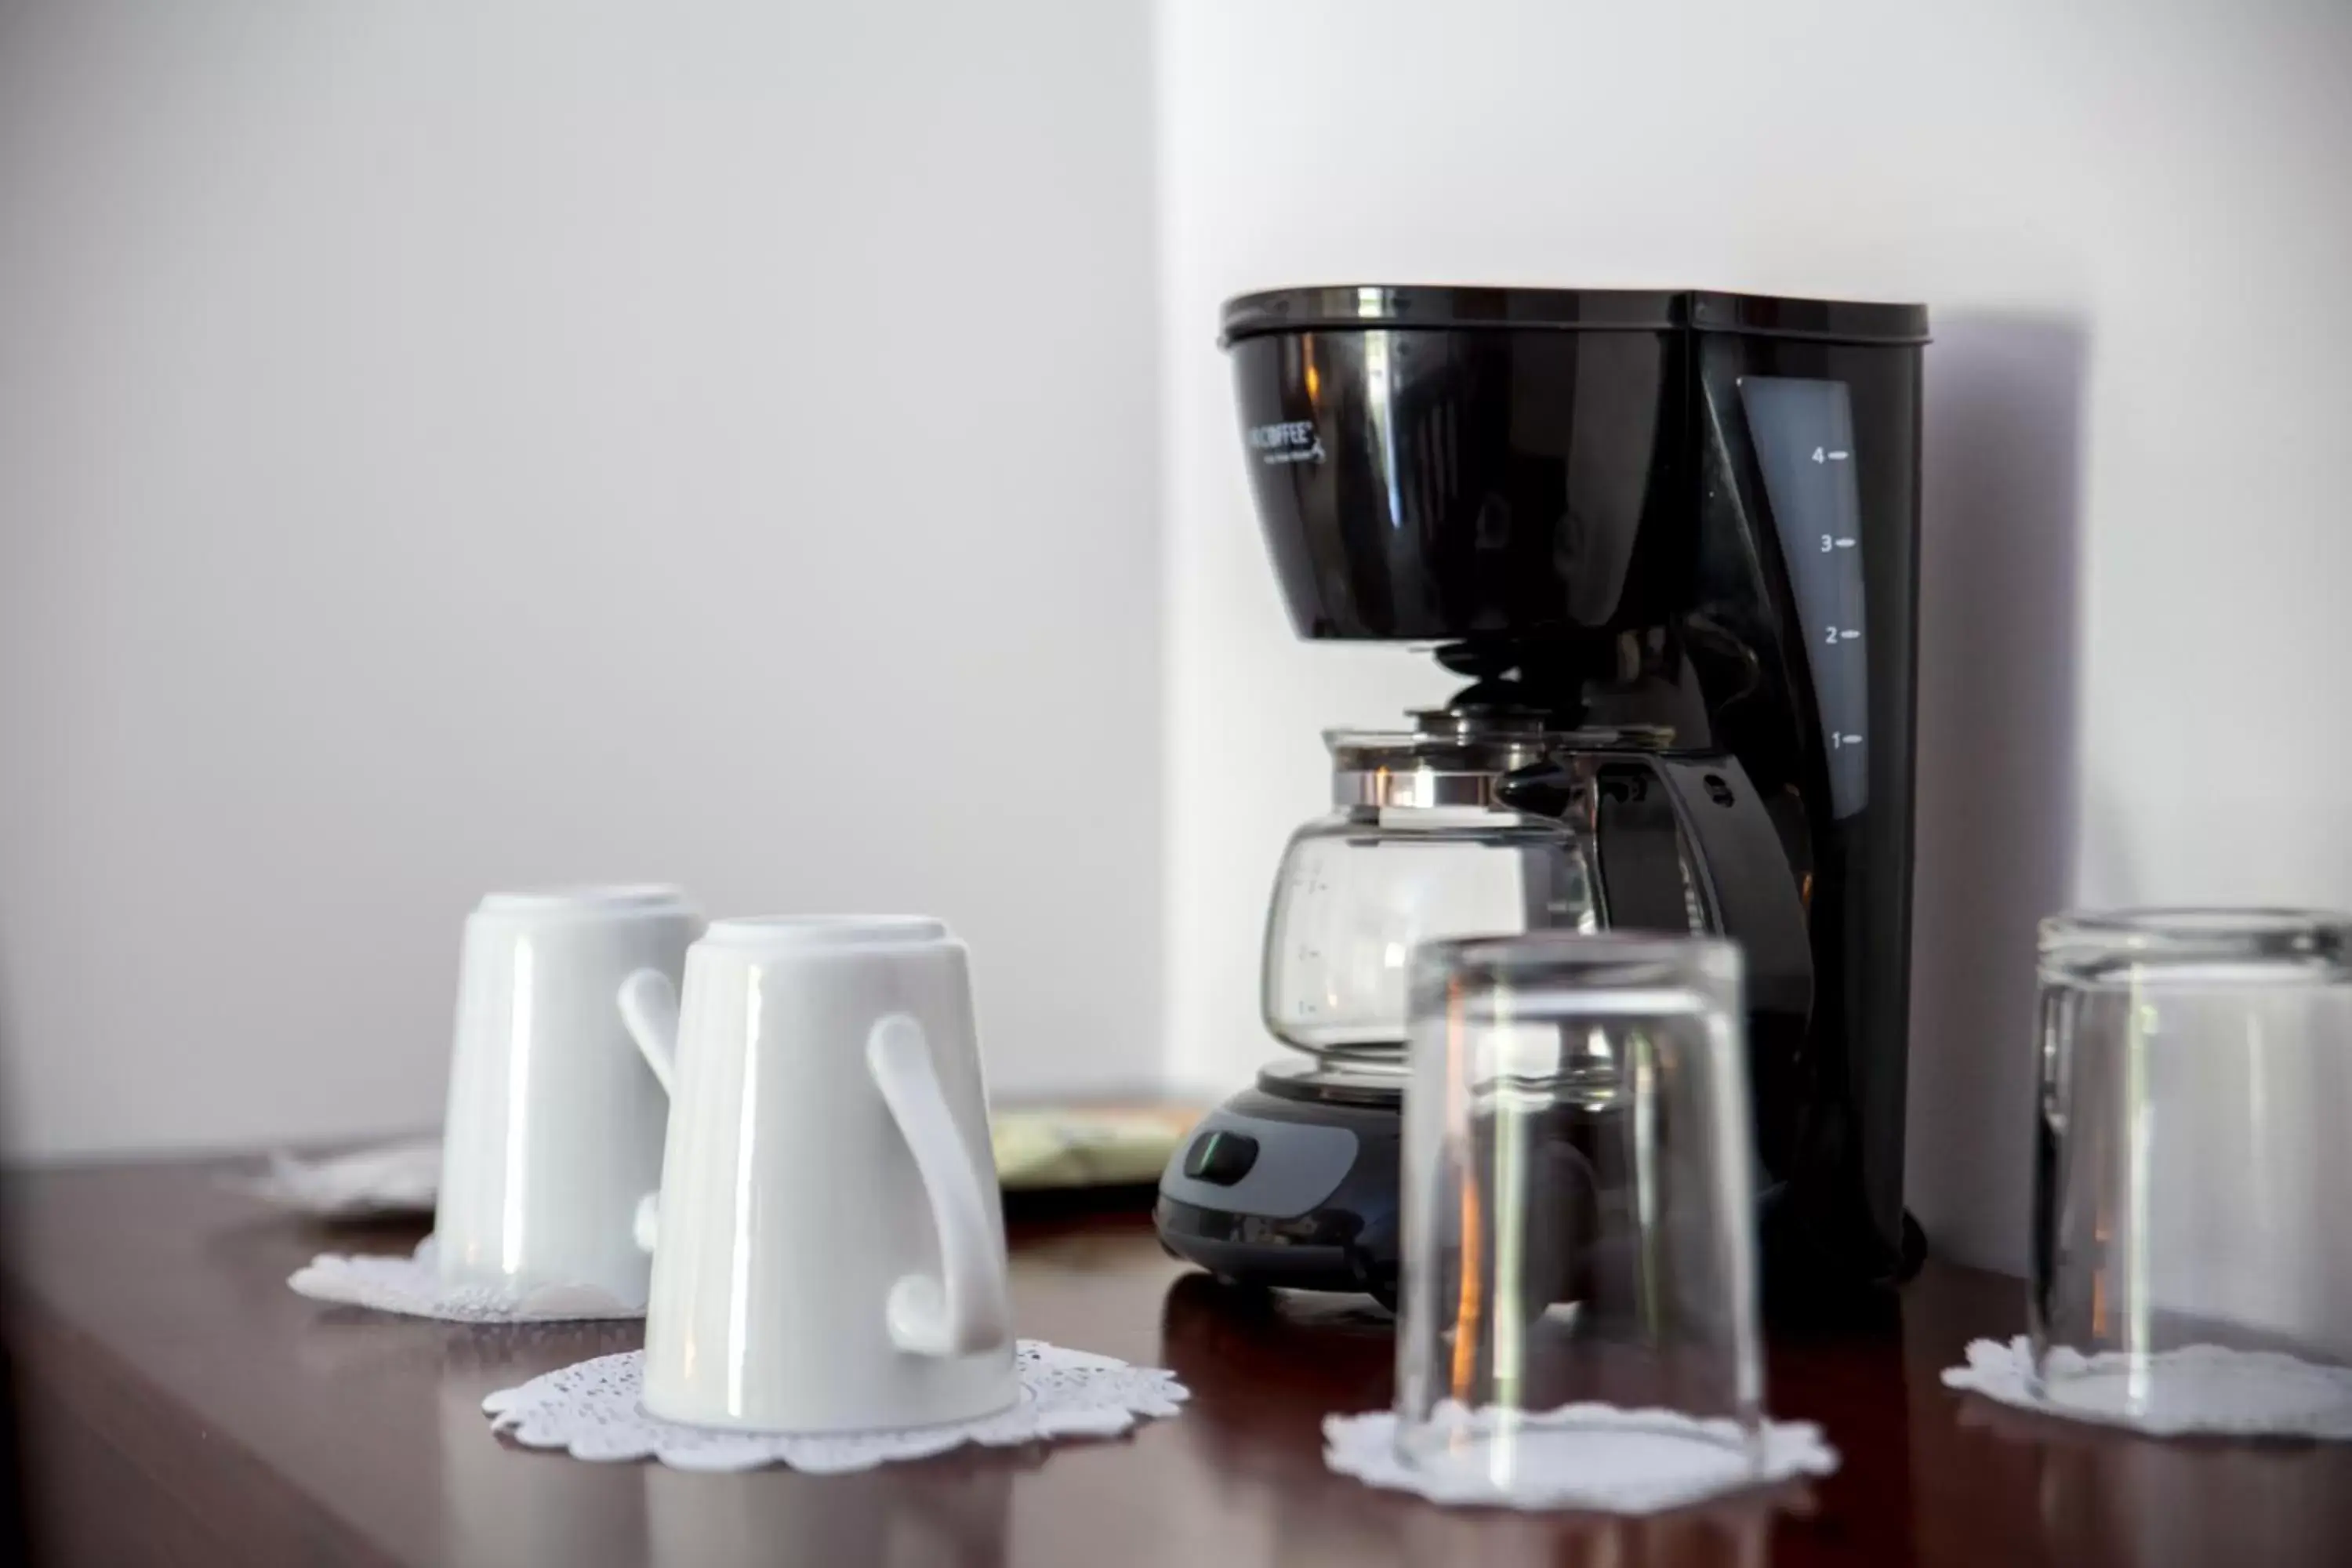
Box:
867 1014 1011 1358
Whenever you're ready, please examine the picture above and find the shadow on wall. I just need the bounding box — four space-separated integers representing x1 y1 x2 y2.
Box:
1905 314 2089 1276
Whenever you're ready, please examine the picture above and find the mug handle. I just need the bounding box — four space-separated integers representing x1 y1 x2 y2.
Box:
618 968 681 1253
867 1013 1010 1358
618 968 681 1095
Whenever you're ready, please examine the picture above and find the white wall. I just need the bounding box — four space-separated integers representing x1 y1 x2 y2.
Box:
0 1 1163 1158
1156 0 2352 1271
10 0 2351 1257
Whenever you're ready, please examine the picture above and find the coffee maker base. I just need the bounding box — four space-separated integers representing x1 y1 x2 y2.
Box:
1153 1063 1930 1316
1152 1062 1404 1308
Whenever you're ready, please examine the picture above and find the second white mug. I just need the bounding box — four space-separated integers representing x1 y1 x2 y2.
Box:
437 885 702 1306
619 916 1016 1433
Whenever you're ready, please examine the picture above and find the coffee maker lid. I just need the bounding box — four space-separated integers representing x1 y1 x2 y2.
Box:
1218 285 1929 347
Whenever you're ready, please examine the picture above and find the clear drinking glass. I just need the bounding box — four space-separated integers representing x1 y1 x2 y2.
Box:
1396 932 1763 1491
2032 909 2352 1427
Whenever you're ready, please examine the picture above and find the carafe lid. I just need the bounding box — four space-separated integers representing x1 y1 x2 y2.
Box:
1328 708 1672 809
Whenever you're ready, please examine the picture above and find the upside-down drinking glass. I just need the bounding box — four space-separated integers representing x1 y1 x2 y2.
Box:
1395 932 1764 1490
2031 909 2352 1429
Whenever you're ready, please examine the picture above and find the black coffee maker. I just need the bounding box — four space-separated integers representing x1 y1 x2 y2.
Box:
1155 286 1927 1308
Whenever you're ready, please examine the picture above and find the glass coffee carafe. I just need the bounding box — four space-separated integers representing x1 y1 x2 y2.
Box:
1263 710 1657 1074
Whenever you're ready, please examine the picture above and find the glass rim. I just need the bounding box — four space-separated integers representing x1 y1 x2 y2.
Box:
2038 906 2352 978
2040 906 2352 947
1412 930 1742 981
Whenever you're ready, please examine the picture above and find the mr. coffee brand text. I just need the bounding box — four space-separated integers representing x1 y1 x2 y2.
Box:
1248 421 1324 466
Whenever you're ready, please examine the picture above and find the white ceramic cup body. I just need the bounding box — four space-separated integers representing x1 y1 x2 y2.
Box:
639 916 1016 1432
435 886 702 1305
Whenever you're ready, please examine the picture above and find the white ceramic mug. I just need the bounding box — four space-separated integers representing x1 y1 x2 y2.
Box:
436 886 702 1306
618 916 1015 1432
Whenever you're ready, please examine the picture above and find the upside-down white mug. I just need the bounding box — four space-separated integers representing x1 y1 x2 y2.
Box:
619 916 1015 1432
436 886 702 1306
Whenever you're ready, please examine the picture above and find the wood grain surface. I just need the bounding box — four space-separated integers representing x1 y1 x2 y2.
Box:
4 1158 2348 1566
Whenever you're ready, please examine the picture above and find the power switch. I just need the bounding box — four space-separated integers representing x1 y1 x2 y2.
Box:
1181 1129 1259 1186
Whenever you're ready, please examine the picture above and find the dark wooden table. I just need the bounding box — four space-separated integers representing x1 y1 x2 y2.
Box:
3 1157 2348 1566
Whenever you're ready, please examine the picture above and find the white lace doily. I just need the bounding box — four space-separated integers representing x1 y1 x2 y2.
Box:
483 1341 1187 1472
227 1137 441 1219
1324 1403 1838 1514
1943 1334 2352 1439
289 1236 643 1323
